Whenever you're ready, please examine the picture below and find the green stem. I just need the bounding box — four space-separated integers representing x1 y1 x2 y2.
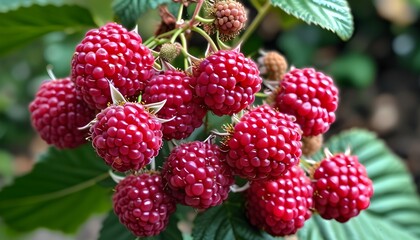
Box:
180 33 190 69
235 0 271 47
195 15 215 24
176 4 184 22
191 26 218 52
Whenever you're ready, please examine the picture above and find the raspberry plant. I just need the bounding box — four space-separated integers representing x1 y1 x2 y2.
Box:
1 0 420 240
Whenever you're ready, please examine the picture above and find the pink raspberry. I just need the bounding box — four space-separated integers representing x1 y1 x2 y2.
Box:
142 70 207 140
273 67 339 136
90 102 162 172
29 78 94 149
225 104 302 181
312 153 373 222
161 141 234 209
113 172 176 237
192 49 262 116
246 165 313 236
71 22 155 110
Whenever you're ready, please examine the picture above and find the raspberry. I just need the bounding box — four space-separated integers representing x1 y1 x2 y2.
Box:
71 22 155 110
161 141 234 209
312 153 373 222
29 78 95 149
246 165 313 236
260 51 288 81
225 105 302 181
192 49 262 116
113 172 176 237
301 134 323 156
211 0 247 41
90 102 162 172
273 68 339 136
142 70 207 140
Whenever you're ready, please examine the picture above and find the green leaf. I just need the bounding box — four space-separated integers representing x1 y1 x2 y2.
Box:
112 0 173 29
298 129 420 239
0 144 112 233
0 4 96 55
0 0 66 12
192 193 277 240
270 0 354 40
99 210 183 240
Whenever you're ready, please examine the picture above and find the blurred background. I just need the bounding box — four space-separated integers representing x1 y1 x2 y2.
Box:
0 0 420 239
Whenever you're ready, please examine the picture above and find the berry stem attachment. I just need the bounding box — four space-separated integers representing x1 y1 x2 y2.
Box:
150 157 156 171
230 182 250 193
300 158 316 172
194 15 215 24
216 31 232 50
109 170 125 183
235 0 272 48
46 64 57 80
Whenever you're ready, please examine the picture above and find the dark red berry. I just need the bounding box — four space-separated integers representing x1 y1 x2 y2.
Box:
113 172 176 237
142 70 207 140
312 153 373 222
192 49 262 116
225 104 302 181
161 141 234 209
273 67 339 136
90 102 162 172
246 165 313 236
29 78 94 149
71 22 155 110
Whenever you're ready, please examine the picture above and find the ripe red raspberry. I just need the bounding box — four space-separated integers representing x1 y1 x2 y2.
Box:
225 105 302 181
113 172 176 237
161 141 234 209
273 68 338 136
90 102 162 172
192 49 262 116
246 165 313 236
71 22 155 110
142 70 207 140
312 153 373 222
29 78 95 149
211 0 247 41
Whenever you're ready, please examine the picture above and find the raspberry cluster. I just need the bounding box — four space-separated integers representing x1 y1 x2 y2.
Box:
26 7 374 237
